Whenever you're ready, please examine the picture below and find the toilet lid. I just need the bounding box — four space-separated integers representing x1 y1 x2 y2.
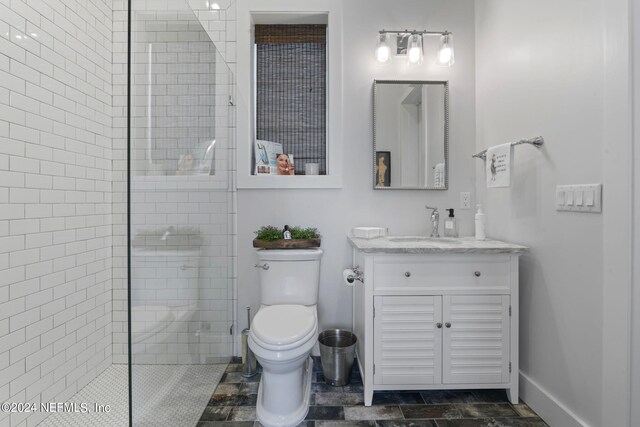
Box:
251 305 316 347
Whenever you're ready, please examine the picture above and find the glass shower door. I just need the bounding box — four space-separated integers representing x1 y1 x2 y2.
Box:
128 1 235 425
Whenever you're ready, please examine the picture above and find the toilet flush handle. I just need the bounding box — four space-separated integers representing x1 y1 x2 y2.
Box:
254 263 270 270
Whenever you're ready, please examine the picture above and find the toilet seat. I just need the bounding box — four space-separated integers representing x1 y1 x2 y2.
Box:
251 305 317 351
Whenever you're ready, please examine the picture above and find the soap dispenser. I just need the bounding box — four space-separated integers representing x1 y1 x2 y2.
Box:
475 205 486 240
444 208 458 237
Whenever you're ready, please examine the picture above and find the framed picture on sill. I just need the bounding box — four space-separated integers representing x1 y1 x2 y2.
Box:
254 139 282 175
276 154 295 175
376 151 390 187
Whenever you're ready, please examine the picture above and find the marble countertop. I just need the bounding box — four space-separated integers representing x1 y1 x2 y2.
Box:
348 236 528 254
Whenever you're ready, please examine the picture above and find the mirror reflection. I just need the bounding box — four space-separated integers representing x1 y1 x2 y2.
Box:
374 80 448 190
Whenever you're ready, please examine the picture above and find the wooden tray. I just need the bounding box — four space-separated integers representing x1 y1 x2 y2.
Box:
253 238 321 249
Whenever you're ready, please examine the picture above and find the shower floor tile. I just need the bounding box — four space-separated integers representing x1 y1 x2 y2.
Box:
38 365 128 427
197 358 549 427
38 364 226 427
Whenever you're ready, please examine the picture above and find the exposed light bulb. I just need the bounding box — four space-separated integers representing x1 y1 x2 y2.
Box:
376 45 390 63
438 47 452 64
408 46 421 63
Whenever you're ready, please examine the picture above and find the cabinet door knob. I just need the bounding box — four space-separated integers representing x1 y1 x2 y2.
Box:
445 322 452 328
474 271 481 277
404 271 411 277
436 322 443 329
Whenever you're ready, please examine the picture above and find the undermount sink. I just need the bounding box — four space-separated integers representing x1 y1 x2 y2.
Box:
386 236 461 244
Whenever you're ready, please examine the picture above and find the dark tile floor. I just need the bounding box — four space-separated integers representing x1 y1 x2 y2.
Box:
197 358 548 427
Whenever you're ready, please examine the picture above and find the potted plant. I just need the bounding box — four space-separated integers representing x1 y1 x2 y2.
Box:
253 225 321 249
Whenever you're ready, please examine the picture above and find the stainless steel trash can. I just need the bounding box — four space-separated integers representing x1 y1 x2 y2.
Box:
318 329 357 386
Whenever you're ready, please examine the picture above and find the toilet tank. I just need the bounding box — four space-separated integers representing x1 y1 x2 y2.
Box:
256 248 323 306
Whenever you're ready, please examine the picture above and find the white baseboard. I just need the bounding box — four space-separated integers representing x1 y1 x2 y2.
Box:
520 372 592 427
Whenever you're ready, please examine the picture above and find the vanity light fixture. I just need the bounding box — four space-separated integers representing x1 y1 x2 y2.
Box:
375 29 455 66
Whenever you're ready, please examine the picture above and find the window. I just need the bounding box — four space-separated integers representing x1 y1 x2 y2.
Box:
254 25 327 175
236 0 343 189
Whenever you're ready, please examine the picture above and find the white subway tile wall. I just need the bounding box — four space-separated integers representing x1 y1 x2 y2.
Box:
0 0 114 426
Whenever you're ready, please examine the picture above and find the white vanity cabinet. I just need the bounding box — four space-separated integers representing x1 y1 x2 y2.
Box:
349 237 526 406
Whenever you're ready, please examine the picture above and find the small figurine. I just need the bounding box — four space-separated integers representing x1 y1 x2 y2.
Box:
177 153 194 175
283 225 292 240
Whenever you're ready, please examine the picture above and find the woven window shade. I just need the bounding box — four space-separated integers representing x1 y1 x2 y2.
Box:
255 24 327 174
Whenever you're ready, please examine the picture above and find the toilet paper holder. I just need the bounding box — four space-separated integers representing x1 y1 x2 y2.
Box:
346 266 364 284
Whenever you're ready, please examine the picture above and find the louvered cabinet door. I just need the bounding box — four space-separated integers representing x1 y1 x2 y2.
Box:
442 295 510 384
373 295 442 385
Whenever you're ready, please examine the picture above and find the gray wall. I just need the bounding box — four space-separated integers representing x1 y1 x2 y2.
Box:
475 1 632 426
237 0 476 342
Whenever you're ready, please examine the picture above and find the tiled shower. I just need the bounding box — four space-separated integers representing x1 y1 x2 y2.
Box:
0 0 237 425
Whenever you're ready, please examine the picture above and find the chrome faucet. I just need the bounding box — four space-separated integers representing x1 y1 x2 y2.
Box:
425 206 440 238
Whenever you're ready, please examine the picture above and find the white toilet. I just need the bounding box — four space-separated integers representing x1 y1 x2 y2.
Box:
248 248 323 427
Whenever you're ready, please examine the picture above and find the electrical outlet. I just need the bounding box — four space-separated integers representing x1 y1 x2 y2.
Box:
460 192 471 209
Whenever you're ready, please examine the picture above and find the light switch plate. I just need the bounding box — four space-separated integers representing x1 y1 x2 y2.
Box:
556 184 602 213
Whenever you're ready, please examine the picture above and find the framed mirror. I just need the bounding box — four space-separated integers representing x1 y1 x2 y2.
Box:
373 80 449 190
